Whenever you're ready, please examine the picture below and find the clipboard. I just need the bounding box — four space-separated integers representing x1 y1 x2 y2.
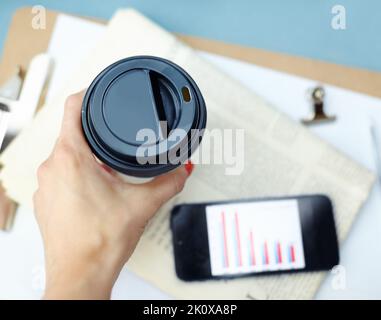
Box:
1 7 381 99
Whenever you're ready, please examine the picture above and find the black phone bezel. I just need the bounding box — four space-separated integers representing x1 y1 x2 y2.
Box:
170 194 339 281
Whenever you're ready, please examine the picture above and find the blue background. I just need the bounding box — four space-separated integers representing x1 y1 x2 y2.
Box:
0 0 379 72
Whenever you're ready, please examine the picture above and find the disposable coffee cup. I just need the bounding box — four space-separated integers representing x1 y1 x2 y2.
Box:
81 56 207 182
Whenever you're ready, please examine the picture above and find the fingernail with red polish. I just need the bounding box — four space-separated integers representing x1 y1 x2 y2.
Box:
185 160 194 176
101 164 113 174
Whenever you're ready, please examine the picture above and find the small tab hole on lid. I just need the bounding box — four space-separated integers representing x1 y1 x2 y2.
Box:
182 86 191 102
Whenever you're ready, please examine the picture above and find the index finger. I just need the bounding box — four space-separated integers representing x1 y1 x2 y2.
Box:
59 90 90 151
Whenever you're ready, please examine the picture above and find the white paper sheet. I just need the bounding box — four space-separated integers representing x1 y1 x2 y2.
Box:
46 15 106 102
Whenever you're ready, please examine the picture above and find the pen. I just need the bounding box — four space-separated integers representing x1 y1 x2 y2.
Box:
370 121 381 186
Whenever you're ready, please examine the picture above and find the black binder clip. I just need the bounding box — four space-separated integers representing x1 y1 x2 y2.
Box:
302 86 336 125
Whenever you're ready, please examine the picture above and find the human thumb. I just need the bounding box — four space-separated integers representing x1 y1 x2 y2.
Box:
141 162 194 215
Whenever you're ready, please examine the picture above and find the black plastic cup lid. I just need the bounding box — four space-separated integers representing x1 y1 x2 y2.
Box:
81 56 207 178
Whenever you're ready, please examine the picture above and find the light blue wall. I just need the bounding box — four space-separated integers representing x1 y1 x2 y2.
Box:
0 0 379 72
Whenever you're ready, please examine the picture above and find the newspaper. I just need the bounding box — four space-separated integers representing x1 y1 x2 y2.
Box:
0 9 374 299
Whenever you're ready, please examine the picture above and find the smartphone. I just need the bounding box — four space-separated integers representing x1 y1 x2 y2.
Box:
170 195 339 281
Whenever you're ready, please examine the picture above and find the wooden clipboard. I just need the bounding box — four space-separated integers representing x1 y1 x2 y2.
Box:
1 7 381 99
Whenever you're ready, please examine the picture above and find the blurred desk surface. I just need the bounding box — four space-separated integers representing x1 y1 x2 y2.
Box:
1 7 381 99
0 0 381 72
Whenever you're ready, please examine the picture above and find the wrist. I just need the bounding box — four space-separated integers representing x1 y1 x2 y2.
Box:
44 278 112 300
44 251 121 300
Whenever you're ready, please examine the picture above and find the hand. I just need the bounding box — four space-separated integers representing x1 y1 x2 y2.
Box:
34 91 192 299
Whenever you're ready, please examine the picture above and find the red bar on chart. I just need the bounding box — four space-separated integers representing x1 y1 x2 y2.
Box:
221 211 229 268
249 230 256 266
235 212 242 267
277 242 282 264
289 244 296 263
262 241 269 265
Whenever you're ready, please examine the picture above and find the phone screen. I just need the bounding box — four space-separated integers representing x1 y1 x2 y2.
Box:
206 199 305 276
171 195 339 281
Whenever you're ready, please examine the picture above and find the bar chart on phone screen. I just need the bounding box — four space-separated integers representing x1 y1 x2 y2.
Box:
206 199 306 276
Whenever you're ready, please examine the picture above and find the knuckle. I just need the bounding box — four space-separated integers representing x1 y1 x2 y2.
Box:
65 94 81 108
172 173 184 195
54 140 82 170
150 173 185 208
144 189 163 211
56 138 77 158
56 138 74 155
36 160 50 182
151 193 164 209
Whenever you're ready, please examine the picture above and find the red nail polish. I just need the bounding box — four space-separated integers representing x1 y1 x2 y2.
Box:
101 164 113 174
185 161 194 175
